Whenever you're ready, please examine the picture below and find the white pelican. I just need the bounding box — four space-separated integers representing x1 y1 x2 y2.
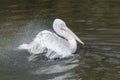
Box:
18 19 84 60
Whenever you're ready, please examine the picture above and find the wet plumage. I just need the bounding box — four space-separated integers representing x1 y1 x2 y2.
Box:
18 19 84 60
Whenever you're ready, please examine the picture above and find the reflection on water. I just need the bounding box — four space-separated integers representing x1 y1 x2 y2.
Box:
0 0 120 80
33 62 78 75
31 58 80 80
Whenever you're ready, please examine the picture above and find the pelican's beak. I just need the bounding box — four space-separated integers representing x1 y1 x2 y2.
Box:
61 27 84 45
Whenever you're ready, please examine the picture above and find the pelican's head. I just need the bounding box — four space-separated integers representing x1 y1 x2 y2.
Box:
53 18 84 45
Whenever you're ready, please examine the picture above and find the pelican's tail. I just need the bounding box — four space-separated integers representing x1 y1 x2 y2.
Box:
18 43 29 50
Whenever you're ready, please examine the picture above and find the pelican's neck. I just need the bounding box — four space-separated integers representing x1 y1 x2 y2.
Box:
53 19 77 53
62 33 77 53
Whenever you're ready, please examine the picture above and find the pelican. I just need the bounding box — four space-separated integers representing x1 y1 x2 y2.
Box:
18 19 84 60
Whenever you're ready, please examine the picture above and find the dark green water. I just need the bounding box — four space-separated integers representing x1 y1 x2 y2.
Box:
0 0 120 80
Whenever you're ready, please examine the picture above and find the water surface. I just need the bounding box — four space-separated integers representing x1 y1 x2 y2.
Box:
0 0 120 80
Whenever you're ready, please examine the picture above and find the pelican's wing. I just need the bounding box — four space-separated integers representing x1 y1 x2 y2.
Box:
19 30 71 59
35 30 71 56
25 30 50 54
